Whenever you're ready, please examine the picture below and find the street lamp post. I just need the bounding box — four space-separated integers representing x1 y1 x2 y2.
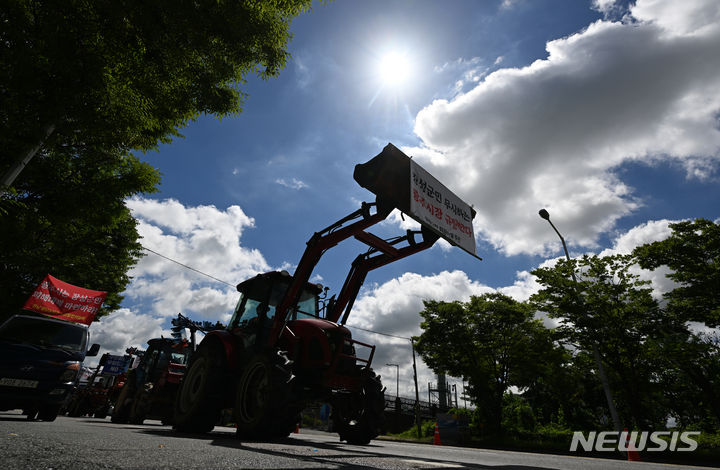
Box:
386 363 399 403
538 209 623 435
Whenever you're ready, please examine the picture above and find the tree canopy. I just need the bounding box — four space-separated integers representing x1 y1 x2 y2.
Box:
1 0 312 321
1 0 313 181
633 218 720 328
0 148 160 324
531 254 666 429
415 293 560 435
414 220 720 442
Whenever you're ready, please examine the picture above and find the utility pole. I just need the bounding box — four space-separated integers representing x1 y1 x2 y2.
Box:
538 209 623 435
411 338 421 439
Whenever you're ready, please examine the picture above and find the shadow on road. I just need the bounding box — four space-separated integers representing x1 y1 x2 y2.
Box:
135 426 561 470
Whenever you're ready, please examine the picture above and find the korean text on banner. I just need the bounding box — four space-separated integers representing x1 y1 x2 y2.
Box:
409 160 476 256
23 274 107 325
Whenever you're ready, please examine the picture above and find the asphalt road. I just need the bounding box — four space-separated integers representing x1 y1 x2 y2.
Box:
0 411 716 470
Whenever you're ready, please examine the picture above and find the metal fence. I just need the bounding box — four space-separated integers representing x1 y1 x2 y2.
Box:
383 393 438 419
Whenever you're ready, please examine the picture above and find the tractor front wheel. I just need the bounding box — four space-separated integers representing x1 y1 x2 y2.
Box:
333 369 386 445
173 342 225 433
234 351 295 440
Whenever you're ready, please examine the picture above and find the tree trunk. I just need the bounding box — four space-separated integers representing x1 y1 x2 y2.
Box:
1 123 55 188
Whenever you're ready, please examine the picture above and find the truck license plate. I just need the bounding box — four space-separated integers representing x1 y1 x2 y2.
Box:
0 378 39 388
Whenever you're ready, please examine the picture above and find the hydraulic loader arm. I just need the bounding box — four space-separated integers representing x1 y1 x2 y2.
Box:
326 226 439 324
268 143 477 347
268 201 394 346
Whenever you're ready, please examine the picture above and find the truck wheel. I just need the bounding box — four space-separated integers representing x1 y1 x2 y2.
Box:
174 342 225 433
234 352 295 439
334 369 386 445
38 405 60 422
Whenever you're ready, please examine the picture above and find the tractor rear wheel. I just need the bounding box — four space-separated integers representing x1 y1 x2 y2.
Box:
111 381 133 424
129 391 147 424
333 369 386 445
234 351 295 440
173 342 225 433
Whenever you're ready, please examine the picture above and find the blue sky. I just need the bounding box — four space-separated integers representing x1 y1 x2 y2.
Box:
87 0 720 399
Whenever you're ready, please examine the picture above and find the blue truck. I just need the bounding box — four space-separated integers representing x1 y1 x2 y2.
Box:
0 314 100 421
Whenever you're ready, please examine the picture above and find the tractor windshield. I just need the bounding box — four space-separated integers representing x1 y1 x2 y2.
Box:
229 275 319 329
293 289 318 320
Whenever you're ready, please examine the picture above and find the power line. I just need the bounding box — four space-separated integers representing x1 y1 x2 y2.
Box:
141 246 235 288
141 246 412 341
345 324 412 341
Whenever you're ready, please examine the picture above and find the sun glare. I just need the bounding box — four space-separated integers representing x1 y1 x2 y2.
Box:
378 50 411 87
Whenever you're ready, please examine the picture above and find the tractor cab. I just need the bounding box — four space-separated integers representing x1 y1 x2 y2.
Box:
137 338 192 387
228 271 323 350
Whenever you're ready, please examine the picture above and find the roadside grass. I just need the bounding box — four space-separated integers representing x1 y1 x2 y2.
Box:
384 422 720 467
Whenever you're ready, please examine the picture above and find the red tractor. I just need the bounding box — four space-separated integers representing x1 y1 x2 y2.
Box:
111 338 191 425
173 144 476 444
65 372 117 419
111 315 225 425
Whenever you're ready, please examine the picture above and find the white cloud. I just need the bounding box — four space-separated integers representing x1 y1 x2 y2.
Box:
350 270 494 336
592 0 622 15
125 197 270 320
600 219 675 256
275 177 309 190
631 0 720 36
599 219 678 299
411 0 720 256
85 308 164 367
343 270 494 396
294 54 312 90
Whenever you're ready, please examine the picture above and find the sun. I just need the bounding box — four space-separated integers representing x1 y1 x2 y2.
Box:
377 50 412 88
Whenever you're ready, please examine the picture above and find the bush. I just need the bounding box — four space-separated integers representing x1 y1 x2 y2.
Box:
502 394 536 433
387 419 437 440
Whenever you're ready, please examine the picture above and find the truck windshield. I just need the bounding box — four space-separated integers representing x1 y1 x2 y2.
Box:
0 316 86 352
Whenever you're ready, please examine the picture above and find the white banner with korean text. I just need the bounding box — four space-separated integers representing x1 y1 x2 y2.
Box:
409 160 476 256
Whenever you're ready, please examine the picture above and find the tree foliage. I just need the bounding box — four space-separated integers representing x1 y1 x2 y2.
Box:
1 0 312 176
0 148 160 324
415 293 560 435
0 0 312 322
531 254 666 429
415 221 720 441
633 218 720 327
410 219 720 442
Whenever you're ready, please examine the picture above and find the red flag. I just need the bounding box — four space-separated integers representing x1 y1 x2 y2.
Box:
23 274 107 325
